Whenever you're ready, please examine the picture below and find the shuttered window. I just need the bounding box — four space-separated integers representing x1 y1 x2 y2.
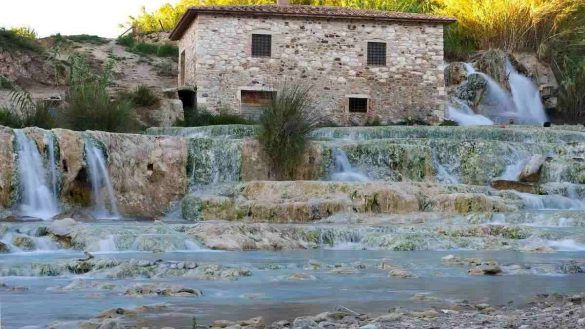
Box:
367 42 386 66
252 34 272 57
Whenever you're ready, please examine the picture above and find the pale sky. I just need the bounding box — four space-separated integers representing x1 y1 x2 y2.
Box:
0 0 176 38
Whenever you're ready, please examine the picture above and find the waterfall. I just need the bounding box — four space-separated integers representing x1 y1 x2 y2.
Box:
14 130 59 220
506 60 548 125
447 104 493 126
84 139 120 219
44 132 59 198
499 158 527 181
453 61 547 125
330 148 369 182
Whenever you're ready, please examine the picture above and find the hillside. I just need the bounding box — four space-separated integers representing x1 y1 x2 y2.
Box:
0 32 177 105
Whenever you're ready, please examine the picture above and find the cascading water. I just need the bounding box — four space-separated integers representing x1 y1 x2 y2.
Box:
506 59 548 124
447 102 494 126
44 132 59 198
449 60 548 125
84 139 120 219
330 148 369 182
14 130 59 220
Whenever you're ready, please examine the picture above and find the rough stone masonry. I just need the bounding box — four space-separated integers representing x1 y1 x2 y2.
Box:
172 5 454 125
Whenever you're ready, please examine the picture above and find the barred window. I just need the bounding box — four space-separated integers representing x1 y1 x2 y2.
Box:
367 42 387 66
349 98 368 113
252 34 272 57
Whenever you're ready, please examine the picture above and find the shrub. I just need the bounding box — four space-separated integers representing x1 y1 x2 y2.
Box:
0 28 41 52
0 89 55 129
10 26 37 40
130 85 159 107
65 34 109 45
557 66 585 122
156 44 179 57
257 82 319 180
62 55 140 132
0 75 15 90
0 108 23 128
179 107 250 126
439 119 459 126
116 34 135 48
116 34 179 58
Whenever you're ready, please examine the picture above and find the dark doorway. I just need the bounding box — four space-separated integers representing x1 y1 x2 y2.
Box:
178 88 197 124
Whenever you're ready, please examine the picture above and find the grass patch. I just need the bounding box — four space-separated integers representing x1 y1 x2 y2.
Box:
116 35 178 58
256 82 319 180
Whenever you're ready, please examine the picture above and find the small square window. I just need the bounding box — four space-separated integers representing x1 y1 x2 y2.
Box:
367 42 386 66
349 98 368 113
252 34 272 57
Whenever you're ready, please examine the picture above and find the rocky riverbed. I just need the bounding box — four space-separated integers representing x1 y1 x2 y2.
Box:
51 293 585 328
1 125 584 328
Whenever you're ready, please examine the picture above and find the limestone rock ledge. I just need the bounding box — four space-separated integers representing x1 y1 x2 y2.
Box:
181 181 518 222
0 127 188 217
0 127 14 208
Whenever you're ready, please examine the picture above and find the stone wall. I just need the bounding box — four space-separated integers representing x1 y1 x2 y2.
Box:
178 14 446 125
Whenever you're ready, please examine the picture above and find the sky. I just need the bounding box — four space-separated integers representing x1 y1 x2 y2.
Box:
0 0 175 38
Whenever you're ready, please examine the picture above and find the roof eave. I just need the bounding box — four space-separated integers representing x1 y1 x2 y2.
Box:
169 8 456 41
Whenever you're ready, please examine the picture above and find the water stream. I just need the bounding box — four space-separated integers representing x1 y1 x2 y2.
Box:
330 148 370 182
449 60 548 125
84 139 120 219
14 130 59 220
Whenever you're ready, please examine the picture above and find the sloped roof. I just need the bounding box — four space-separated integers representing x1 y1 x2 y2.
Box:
170 5 456 40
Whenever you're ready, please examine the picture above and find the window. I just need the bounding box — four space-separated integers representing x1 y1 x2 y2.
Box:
252 34 272 57
349 98 368 113
241 90 275 121
367 42 386 66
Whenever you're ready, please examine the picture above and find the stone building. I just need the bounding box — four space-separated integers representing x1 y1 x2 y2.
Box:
170 3 455 125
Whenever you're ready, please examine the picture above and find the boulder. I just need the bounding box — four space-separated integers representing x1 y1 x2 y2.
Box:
490 180 538 194
150 98 184 127
0 241 9 253
468 261 502 275
444 62 469 86
519 155 546 183
455 73 487 108
12 236 34 250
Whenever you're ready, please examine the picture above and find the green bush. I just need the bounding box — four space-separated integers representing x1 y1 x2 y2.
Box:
257 82 319 180
62 55 140 132
129 85 159 107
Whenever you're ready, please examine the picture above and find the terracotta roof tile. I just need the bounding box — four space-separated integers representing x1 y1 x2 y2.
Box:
170 5 455 40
